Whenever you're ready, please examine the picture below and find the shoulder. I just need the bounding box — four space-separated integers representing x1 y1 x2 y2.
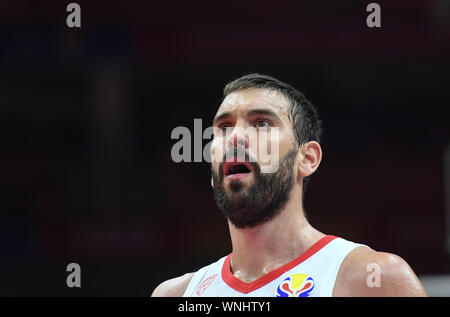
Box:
151 272 194 297
333 245 427 296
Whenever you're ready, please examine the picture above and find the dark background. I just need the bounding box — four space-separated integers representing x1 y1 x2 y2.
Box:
1 0 449 296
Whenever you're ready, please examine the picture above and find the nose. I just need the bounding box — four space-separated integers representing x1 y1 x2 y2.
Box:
226 126 249 150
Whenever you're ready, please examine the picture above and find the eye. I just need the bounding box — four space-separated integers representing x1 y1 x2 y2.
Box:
218 123 232 132
255 119 271 128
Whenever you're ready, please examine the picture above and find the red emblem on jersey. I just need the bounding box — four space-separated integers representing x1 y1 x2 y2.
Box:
196 273 218 296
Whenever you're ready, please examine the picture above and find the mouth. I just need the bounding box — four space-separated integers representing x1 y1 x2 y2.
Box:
223 160 254 180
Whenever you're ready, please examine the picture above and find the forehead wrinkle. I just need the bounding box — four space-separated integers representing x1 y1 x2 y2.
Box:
217 88 291 123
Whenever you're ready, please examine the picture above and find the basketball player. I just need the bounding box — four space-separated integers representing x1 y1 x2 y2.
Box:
152 74 427 297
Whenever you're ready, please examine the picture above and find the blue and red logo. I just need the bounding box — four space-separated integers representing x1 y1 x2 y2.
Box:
276 274 315 297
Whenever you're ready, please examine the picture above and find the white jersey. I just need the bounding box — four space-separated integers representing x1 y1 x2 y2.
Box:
183 235 366 297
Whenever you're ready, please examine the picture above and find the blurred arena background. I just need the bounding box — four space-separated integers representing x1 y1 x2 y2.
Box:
0 0 449 296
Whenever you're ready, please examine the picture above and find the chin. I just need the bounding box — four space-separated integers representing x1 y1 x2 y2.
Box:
227 177 256 193
229 179 244 193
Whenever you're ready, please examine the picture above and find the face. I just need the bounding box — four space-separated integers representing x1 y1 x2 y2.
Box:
210 88 299 228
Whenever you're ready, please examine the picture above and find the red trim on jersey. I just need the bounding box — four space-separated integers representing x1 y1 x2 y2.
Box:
221 235 338 294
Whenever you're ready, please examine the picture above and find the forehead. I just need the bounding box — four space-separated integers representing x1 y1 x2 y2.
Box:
216 88 291 120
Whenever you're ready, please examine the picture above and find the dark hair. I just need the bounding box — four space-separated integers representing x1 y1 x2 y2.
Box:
222 73 322 192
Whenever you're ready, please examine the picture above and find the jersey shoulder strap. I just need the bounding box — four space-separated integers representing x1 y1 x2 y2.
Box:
318 237 368 296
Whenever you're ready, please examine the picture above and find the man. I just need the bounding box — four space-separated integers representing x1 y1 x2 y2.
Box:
152 74 427 297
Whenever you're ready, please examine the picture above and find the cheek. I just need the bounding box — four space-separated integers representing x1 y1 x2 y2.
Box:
276 127 296 155
254 129 295 174
253 129 284 163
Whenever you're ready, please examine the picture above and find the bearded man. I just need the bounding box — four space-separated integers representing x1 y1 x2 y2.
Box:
152 73 427 297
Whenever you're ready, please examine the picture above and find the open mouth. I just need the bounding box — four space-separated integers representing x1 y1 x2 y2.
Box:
223 161 253 179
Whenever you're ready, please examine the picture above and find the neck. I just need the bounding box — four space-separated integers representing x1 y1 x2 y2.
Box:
227 186 325 283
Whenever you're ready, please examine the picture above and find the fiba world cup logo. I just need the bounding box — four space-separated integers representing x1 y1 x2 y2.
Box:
276 274 315 297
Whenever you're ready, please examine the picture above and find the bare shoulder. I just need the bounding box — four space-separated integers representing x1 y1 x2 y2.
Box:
151 273 194 297
333 246 427 297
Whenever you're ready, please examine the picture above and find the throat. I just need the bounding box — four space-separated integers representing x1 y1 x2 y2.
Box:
228 222 294 280
227 209 322 283
230 253 290 283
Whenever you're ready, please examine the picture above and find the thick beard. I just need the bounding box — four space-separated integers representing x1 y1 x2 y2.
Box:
212 149 297 229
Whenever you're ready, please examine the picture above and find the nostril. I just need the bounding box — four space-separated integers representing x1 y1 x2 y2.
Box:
228 132 249 149
236 138 247 148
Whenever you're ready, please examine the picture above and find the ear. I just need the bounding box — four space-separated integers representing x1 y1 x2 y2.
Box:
211 176 214 188
297 141 322 179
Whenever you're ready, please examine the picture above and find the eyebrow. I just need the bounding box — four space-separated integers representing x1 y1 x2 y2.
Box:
213 108 282 126
212 111 232 126
247 109 282 121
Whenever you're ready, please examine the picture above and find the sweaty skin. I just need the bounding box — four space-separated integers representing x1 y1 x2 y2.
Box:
152 88 427 297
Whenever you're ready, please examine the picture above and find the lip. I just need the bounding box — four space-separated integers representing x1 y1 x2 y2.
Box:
225 172 252 180
223 160 254 180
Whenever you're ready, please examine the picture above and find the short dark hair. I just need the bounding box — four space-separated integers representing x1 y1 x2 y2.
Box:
222 73 322 192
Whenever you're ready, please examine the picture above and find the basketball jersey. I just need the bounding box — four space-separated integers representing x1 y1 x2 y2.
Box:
183 235 366 297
